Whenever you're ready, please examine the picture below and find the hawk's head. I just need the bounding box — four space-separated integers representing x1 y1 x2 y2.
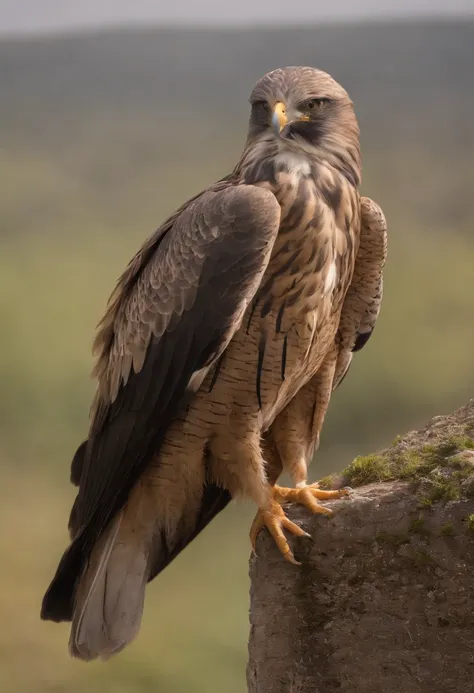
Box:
244 66 360 182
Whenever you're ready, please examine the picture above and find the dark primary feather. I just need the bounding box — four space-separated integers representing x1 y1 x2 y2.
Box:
41 183 281 622
352 330 372 353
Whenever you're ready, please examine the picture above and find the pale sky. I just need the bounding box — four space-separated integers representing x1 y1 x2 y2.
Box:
0 0 473 35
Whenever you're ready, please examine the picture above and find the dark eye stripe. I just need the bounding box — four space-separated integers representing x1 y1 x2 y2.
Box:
252 100 269 111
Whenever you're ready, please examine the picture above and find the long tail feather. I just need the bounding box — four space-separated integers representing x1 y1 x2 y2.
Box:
69 495 154 661
41 470 231 661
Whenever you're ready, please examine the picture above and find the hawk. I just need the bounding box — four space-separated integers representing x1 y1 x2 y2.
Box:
40 66 387 661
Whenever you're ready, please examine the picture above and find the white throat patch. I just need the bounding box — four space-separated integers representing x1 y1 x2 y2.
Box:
275 150 311 177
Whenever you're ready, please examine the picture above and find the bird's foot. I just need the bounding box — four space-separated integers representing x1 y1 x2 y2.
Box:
274 482 351 513
250 498 310 565
250 483 351 565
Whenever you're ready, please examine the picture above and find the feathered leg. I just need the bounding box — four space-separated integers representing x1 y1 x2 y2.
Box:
250 346 350 563
208 428 309 564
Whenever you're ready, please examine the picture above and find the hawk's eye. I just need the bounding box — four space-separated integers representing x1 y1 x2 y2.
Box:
306 98 331 110
254 101 269 112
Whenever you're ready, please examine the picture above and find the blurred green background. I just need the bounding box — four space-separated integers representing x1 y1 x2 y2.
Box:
1 17 474 693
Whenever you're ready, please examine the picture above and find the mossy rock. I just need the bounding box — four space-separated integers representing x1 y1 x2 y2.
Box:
319 408 474 507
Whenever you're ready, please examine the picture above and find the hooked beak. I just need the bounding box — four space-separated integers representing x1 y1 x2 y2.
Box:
272 101 310 137
272 102 288 136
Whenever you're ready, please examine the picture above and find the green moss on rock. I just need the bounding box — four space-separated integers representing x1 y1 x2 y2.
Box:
330 425 474 507
342 453 391 486
317 474 337 490
440 522 455 536
342 446 437 487
438 434 474 455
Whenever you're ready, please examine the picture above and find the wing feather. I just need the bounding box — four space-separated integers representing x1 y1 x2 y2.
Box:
333 195 387 387
41 182 281 621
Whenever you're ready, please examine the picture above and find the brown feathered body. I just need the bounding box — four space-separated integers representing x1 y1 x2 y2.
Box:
40 67 386 662
264 196 387 484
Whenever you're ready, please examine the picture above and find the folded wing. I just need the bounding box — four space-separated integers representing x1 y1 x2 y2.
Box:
334 196 387 388
41 182 281 623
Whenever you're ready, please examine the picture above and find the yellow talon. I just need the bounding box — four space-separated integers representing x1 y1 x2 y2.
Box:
250 499 310 565
250 483 351 563
274 482 351 513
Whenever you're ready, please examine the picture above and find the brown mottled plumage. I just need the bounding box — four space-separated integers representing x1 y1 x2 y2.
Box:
261 195 387 494
41 66 387 661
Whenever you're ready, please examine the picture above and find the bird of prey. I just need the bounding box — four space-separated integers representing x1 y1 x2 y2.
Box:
41 66 387 661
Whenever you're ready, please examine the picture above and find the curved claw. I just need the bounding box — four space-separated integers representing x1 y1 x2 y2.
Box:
250 482 350 565
250 500 310 565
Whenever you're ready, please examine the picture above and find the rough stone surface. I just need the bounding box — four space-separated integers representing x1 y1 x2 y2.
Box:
247 402 474 693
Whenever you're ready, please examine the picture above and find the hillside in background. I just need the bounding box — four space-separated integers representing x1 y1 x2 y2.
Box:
1 20 473 693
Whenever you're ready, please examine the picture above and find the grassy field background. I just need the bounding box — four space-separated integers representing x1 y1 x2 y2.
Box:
1 19 474 692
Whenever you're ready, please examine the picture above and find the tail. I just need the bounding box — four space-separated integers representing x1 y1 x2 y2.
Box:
42 481 156 662
68 509 150 661
41 474 231 661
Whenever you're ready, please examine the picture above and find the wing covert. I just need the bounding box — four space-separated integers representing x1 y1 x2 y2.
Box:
80 184 281 534
334 196 387 388
41 183 280 621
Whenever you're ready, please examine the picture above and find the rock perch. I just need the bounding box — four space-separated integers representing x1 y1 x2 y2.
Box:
247 400 474 693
